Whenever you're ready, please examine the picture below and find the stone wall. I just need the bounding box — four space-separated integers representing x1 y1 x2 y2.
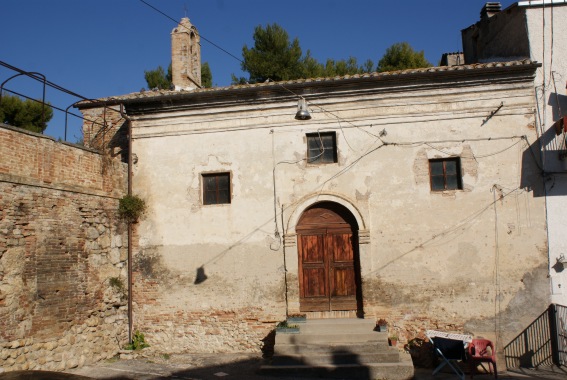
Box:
0 124 128 372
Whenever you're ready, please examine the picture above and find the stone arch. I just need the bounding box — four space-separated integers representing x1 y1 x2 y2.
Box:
286 192 366 235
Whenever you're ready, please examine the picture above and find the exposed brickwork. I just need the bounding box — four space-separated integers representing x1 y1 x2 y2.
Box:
0 124 128 372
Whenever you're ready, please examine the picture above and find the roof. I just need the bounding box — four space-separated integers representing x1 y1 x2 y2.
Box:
75 59 539 108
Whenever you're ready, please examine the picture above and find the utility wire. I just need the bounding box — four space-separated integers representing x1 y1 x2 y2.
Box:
138 0 244 64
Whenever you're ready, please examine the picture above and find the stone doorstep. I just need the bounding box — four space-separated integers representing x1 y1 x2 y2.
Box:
274 342 391 355
275 332 385 344
266 317 413 379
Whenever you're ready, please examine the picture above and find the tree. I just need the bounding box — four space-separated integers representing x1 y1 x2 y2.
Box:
241 23 303 83
0 93 53 133
144 62 213 89
237 23 375 84
377 42 431 72
201 62 213 88
144 64 172 90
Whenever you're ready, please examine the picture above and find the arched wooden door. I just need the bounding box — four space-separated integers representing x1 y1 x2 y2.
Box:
296 202 361 313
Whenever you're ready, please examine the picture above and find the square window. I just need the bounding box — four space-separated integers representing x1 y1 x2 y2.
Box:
306 132 337 164
429 158 462 191
202 172 231 205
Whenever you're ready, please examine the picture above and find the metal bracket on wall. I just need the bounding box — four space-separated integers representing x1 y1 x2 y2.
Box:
481 102 504 126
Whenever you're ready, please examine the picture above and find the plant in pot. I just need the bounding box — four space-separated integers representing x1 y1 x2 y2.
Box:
389 334 398 347
276 320 300 334
287 313 307 323
376 318 388 332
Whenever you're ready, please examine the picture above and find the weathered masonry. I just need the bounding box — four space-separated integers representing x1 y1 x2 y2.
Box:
0 124 128 372
78 50 548 357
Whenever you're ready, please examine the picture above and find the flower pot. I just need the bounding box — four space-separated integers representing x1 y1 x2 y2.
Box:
287 316 306 323
389 338 398 346
276 327 300 334
378 325 388 332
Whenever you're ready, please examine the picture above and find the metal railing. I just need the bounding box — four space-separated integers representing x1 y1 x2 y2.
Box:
504 304 567 369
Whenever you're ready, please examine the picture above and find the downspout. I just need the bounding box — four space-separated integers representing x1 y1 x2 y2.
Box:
120 103 133 344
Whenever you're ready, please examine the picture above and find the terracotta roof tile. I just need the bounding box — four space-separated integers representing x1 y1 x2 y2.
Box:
77 59 537 106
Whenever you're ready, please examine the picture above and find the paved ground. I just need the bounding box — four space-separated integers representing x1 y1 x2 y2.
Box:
2 353 567 380
67 353 567 380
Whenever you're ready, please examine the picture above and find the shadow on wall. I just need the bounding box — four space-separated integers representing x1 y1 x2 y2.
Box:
521 129 567 197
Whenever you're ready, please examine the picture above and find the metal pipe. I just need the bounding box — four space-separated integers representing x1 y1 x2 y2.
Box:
120 104 133 344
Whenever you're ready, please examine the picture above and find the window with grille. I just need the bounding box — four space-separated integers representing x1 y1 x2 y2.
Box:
202 172 231 205
306 132 337 164
429 158 462 191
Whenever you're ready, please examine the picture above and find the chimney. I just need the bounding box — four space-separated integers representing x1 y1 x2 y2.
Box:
171 17 201 91
480 2 502 20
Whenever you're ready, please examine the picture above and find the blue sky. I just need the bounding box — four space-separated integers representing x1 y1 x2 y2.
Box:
1 0 516 141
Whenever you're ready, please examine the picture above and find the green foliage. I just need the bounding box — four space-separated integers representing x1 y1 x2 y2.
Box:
118 194 146 222
144 62 213 89
109 277 124 291
201 62 213 88
125 330 149 350
144 64 172 90
276 320 298 329
377 42 431 72
237 23 375 84
241 23 304 83
0 93 53 133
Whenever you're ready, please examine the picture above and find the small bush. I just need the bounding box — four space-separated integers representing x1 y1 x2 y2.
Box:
125 330 150 350
109 277 124 291
118 194 146 222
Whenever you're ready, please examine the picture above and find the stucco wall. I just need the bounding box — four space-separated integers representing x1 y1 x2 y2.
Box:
0 125 128 372
461 0 567 326
524 5 567 306
128 67 548 355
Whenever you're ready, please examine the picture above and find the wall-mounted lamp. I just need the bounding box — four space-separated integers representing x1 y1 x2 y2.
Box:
295 98 311 120
559 254 567 265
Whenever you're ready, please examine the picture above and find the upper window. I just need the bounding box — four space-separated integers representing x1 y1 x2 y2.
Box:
202 172 231 205
307 132 337 164
429 158 462 191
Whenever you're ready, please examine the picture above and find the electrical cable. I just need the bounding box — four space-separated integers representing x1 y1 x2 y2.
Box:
137 0 243 64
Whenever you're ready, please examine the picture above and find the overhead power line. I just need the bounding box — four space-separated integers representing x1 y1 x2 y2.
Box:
138 0 244 64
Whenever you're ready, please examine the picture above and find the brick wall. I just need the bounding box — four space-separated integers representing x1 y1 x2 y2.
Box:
0 124 129 372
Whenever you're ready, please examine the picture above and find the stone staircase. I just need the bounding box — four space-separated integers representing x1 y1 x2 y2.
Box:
261 318 414 379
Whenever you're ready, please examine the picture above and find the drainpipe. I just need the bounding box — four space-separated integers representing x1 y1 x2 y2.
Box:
120 104 133 344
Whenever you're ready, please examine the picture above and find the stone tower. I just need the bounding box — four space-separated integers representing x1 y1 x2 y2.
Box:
171 17 201 91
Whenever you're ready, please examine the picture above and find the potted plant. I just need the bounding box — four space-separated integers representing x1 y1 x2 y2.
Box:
389 334 398 347
287 313 307 323
376 318 388 332
275 320 300 334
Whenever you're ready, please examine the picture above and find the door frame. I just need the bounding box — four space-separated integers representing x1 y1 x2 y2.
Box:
283 194 369 318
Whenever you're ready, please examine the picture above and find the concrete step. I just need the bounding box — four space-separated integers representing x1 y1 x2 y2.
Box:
297 318 377 334
260 361 415 380
266 317 414 379
274 342 390 355
271 351 401 365
276 331 385 344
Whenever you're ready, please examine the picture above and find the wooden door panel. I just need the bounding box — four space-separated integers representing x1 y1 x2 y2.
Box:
331 233 354 262
301 234 325 263
303 268 327 297
331 267 356 296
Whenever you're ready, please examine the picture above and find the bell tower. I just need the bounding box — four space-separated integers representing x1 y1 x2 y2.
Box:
171 17 201 91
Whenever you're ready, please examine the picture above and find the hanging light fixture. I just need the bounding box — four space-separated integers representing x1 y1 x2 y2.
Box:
295 98 311 120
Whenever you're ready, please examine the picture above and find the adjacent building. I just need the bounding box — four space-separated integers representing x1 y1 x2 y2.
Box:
462 0 567 306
